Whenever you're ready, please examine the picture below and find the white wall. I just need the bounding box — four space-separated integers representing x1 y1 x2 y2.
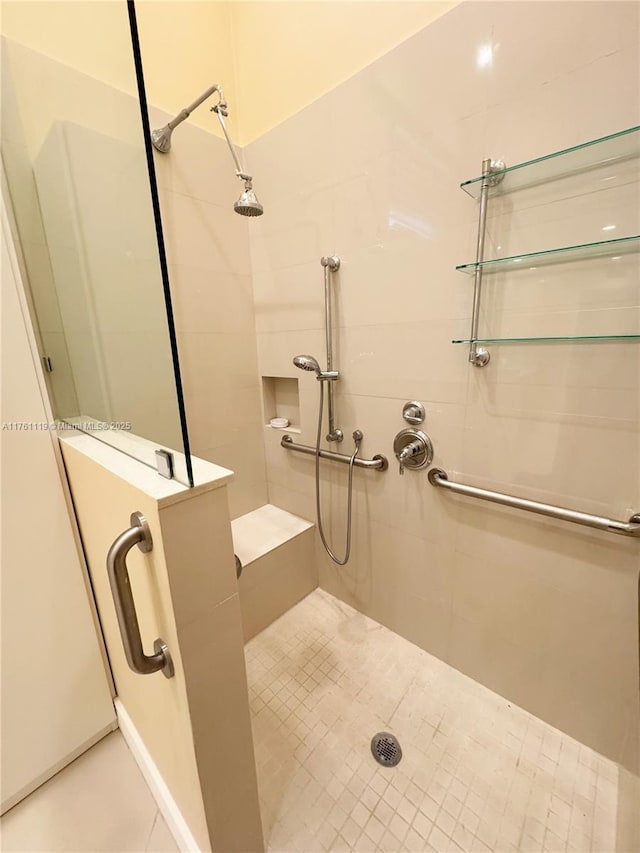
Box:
34 120 181 446
1 38 81 418
0 1 237 141
229 0 457 143
245 0 640 770
1 191 116 813
1 37 185 454
0 0 458 145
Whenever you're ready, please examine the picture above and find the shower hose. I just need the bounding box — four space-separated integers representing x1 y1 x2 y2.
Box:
315 381 361 565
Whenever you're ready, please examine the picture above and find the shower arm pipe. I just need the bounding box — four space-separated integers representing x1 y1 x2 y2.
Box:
428 468 640 538
322 255 342 442
165 84 226 132
213 106 252 183
468 157 505 367
281 435 388 471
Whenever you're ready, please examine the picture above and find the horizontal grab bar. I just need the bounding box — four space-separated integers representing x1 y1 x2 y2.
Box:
428 468 640 538
281 434 388 471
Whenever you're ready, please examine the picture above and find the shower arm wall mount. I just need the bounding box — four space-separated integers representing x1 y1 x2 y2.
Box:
211 103 252 184
151 84 224 152
151 84 257 191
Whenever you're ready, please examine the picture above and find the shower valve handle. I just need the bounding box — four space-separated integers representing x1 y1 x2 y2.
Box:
393 429 434 475
398 440 421 475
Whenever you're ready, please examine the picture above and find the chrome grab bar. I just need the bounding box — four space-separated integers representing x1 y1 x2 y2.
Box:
428 468 640 538
106 512 175 678
281 434 388 471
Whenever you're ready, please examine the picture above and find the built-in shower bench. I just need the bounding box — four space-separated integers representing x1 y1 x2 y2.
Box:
231 504 316 641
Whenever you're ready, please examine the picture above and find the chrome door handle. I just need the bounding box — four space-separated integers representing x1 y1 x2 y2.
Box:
106 512 174 678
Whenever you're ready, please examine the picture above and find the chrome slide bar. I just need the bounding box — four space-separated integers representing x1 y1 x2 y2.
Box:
281 434 388 471
106 512 175 678
428 468 640 537
321 255 343 442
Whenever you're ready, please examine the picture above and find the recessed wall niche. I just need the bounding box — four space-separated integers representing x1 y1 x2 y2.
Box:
261 377 300 432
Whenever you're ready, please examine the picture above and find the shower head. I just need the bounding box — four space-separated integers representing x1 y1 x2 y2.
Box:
234 179 263 217
150 83 264 217
151 124 173 153
151 84 225 154
293 355 339 381
213 107 264 218
293 355 321 374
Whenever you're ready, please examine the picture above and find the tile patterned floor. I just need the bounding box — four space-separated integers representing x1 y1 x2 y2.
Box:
0 731 178 852
245 589 620 853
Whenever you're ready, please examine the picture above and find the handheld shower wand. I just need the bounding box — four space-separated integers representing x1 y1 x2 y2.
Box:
294 349 362 565
151 84 263 217
292 354 338 381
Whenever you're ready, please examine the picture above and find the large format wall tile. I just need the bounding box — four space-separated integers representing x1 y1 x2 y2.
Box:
154 116 268 519
246 0 640 771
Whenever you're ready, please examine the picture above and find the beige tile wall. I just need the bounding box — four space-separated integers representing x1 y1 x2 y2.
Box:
239 528 317 640
151 106 269 518
61 437 264 852
245 1 640 771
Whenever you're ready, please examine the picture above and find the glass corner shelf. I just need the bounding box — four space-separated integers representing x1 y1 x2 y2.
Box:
456 234 640 274
460 125 640 198
452 334 640 345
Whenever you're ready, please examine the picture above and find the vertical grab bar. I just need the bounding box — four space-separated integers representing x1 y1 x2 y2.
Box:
106 512 174 678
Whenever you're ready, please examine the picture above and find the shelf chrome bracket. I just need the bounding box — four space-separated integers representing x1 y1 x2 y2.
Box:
468 158 506 367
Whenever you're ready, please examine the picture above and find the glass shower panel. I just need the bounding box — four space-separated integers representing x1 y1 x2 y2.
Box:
0 2 192 485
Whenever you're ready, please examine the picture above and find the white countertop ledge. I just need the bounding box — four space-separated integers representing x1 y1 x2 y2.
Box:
59 432 234 508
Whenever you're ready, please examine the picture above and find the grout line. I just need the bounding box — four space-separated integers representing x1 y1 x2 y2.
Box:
144 810 161 852
245 588 621 853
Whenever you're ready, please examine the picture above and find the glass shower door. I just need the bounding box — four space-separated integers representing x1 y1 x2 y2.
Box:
1 0 192 485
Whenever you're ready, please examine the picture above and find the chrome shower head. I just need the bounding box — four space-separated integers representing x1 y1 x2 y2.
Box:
293 354 321 374
151 84 225 154
150 83 265 216
234 180 263 217
293 355 338 381
214 108 264 217
151 124 173 153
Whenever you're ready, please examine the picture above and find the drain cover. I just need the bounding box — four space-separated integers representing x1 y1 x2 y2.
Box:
371 732 402 767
